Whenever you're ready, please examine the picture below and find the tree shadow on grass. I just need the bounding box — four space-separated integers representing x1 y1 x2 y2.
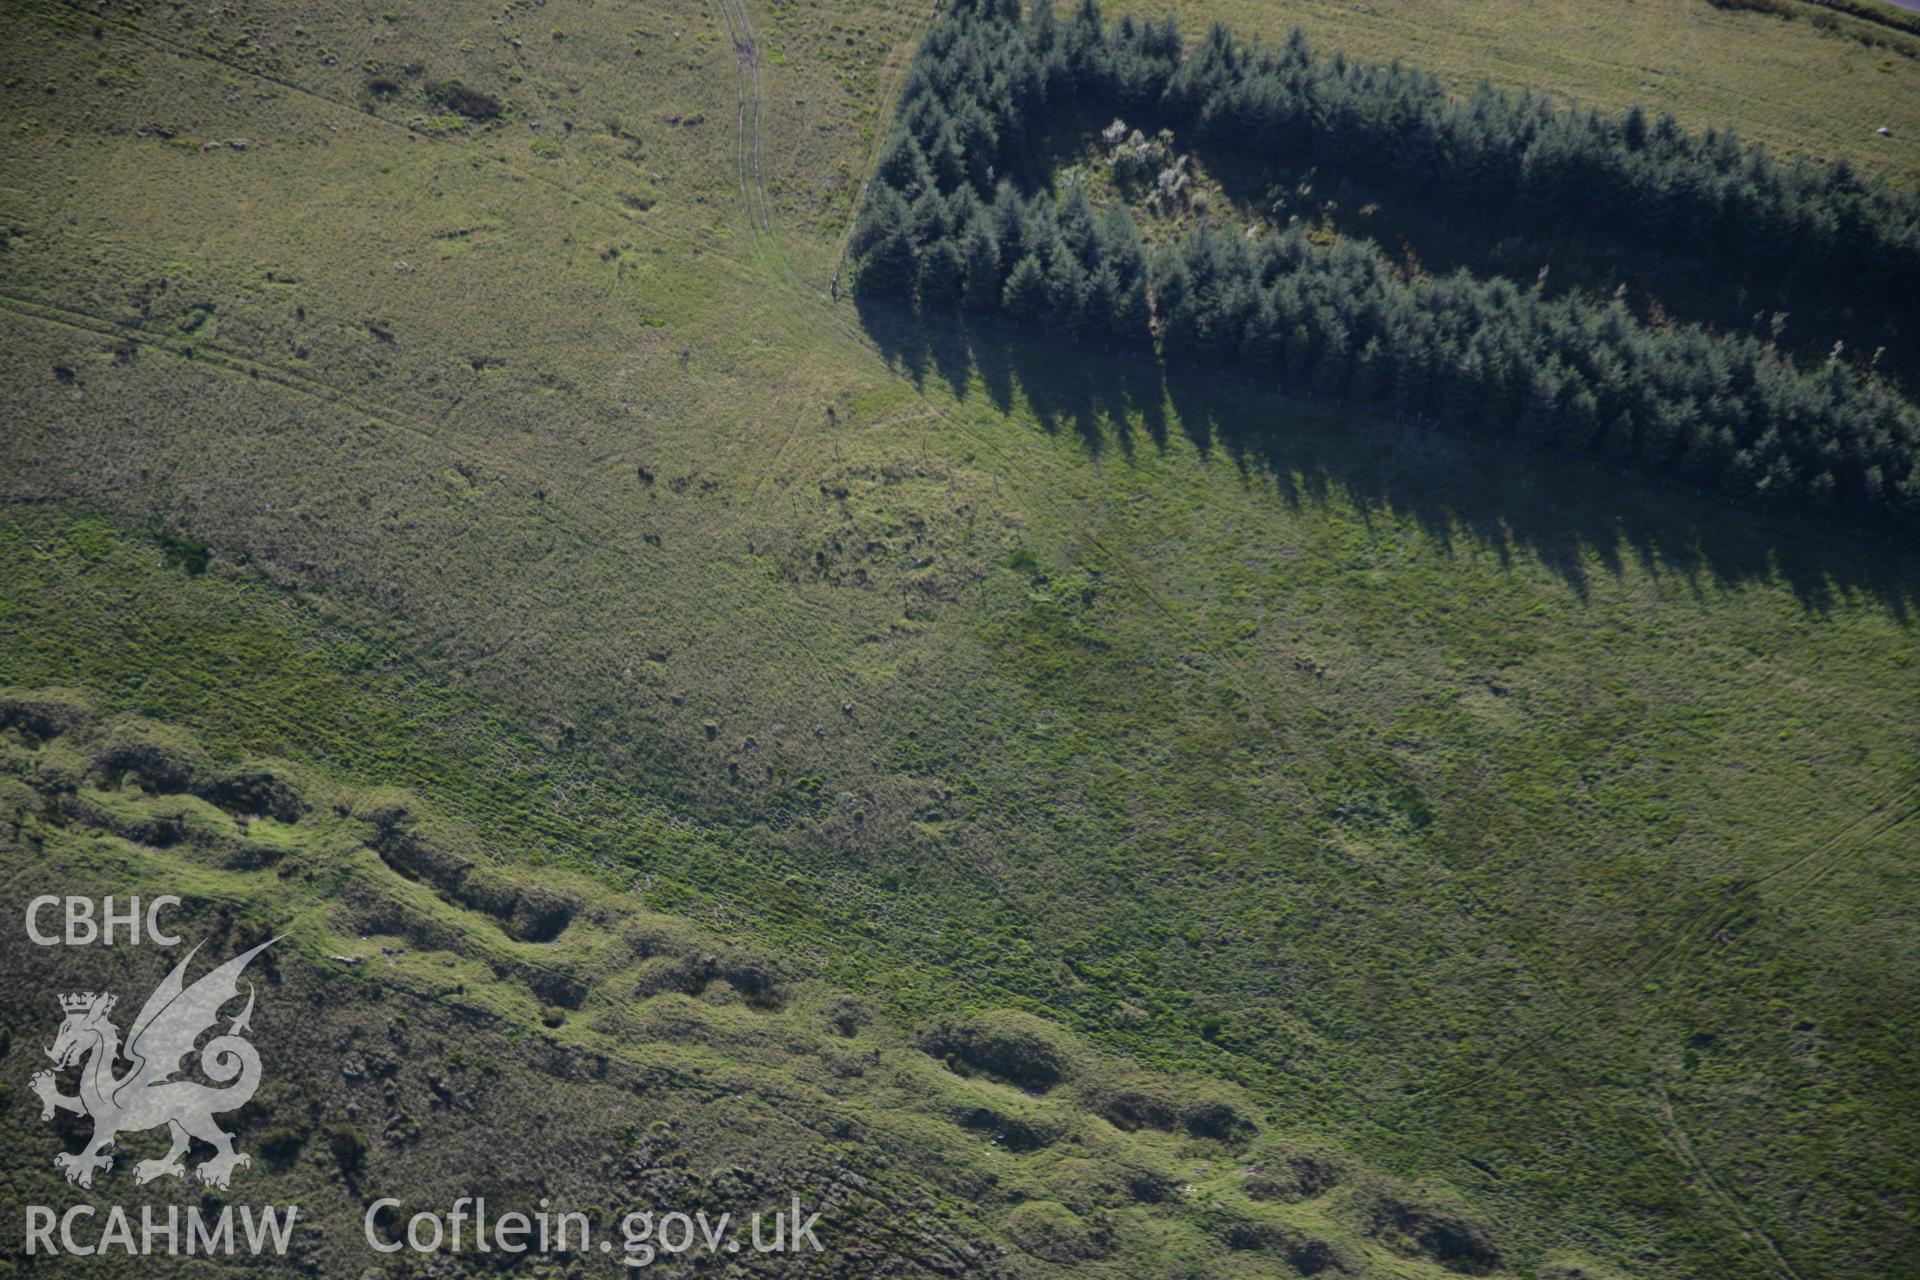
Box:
858 294 1171 459
856 297 1920 621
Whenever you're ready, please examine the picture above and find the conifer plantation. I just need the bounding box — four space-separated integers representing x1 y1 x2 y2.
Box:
851 0 1920 525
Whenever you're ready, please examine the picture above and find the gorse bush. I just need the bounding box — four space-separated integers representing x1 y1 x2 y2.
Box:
851 0 1920 525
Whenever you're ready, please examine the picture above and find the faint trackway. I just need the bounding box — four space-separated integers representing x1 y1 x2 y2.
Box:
712 0 941 499
1655 1085 1806 1280
0 292 447 453
7 0 1329 989
830 7 934 287
9 0 926 715
0 287 731 889
40 0 905 498
706 0 929 491
707 0 818 505
1423 774 1920 1105
711 0 776 249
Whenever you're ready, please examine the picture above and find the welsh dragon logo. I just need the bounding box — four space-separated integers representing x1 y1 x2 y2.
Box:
30 939 275 1189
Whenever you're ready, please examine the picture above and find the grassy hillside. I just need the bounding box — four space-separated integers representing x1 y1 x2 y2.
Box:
10 658 1487 1278
2 0 1917 1276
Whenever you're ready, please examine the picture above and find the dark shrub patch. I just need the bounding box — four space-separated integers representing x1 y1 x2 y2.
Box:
258 1126 305 1167
1370 1193 1503 1275
958 1106 1056 1152
0 687 91 739
917 1009 1074 1091
153 529 210 575
327 1126 366 1175
427 80 502 120
201 763 307 822
1246 1149 1342 1202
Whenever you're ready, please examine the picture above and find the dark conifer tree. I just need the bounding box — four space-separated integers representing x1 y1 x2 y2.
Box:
961 216 1004 312
1086 262 1121 336
1242 292 1282 368
1111 265 1151 343
856 218 918 299
851 185 908 261
910 189 954 248
918 237 966 306
1057 182 1101 271
1147 247 1195 356
876 131 931 197
1003 254 1051 321
1047 252 1089 332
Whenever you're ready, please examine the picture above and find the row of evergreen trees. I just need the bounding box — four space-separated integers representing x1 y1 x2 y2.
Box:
879 0 1920 319
850 0 1920 522
1162 23 1919 313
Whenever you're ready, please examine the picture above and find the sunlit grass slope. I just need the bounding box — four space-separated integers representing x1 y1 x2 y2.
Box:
2 0 1917 1275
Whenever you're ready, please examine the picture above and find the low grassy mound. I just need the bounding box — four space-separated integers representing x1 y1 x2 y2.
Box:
3 686 1508 1276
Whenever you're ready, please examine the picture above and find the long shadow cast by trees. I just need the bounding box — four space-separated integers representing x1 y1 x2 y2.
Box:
858 293 1173 459
856 297 1920 621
